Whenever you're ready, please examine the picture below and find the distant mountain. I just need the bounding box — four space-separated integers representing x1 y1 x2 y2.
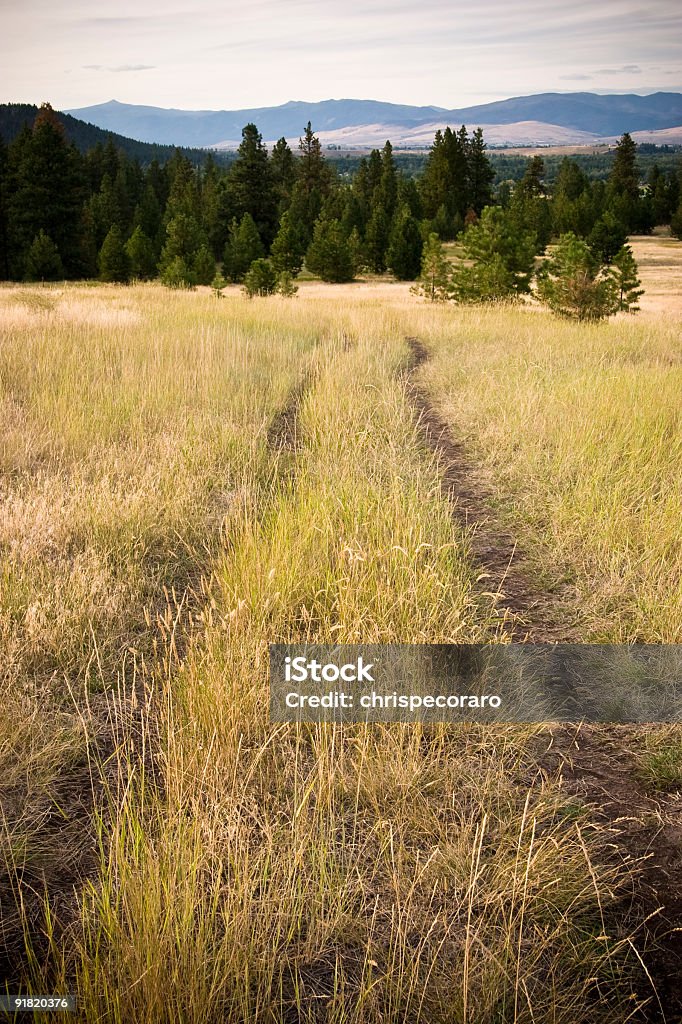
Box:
66 93 682 149
66 99 449 147
0 103 230 166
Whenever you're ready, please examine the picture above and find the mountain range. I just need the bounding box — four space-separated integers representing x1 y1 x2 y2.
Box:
66 93 682 149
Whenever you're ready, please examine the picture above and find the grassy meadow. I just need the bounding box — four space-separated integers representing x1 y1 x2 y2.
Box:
1 235 681 1021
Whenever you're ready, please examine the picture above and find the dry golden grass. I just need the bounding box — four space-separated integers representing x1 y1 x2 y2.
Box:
1 258 679 1019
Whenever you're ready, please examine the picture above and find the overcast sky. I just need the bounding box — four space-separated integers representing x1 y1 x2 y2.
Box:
2 0 681 111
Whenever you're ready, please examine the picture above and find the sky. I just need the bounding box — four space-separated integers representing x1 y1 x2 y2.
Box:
2 0 681 111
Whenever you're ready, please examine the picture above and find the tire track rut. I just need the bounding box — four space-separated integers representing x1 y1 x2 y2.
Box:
406 335 575 641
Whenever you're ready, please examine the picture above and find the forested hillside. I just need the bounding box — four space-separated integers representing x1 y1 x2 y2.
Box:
0 103 680 286
0 103 230 167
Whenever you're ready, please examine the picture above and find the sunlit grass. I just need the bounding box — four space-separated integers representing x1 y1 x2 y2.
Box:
0 280 669 1021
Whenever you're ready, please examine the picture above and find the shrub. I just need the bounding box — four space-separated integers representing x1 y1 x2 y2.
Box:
160 256 196 289
276 271 298 297
243 258 277 297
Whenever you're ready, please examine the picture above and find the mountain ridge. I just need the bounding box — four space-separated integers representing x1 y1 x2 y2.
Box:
66 92 682 148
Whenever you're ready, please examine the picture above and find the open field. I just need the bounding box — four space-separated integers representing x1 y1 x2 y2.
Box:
1 234 681 1021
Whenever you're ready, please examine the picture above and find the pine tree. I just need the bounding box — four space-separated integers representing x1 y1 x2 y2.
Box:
276 271 298 297
413 233 451 301
9 104 85 276
508 156 552 252
0 137 11 279
468 128 495 214
227 124 277 245
98 224 130 283
607 133 641 232
159 212 203 277
223 213 264 282
305 218 354 282
289 123 332 246
270 137 296 212
609 245 643 312
160 255 196 289
671 199 682 240
270 211 306 275
536 233 618 321
452 206 536 302
386 205 423 280
419 127 470 232
24 230 63 281
587 213 627 264
365 204 390 273
133 184 162 251
124 225 156 279
376 141 398 222
243 258 277 297
211 271 227 297
193 243 216 285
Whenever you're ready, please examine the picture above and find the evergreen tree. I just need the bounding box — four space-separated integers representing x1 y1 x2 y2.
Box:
159 212 203 276
160 255 196 289
452 206 536 301
270 137 296 212
270 210 306 275
609 245 643 312
223 213 264 282
289 123 332 245
587 213 627 264
133 184 162 251
243 258 277 297
0 137 11 279
8 104 85 276
305 218 354 282
536 233 618 321
124 225 156 279
414 233 451 301
276 270 298 297
365 204 390 273
671 198 682 240
609 133 639 203
347 227 365 275
509 159 551 253
386 205 423 280
98 224 130 282
200 155 227 258
211 271 227 297
24 230 63 281
607 132 641 232
419 127 470 233
468 128 495 215
193 243 216 285
376 141 398 222
227 124 277 245
397 176 422 219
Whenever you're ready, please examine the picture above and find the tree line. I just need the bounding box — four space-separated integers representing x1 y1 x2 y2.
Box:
0 103 681 296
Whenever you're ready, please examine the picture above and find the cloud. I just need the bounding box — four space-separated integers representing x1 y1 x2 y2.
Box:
83 64 155 72
560 73 592 80
595 64 642 75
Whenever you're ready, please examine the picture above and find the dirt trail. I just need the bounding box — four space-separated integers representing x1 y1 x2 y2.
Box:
406 336 575 641
406 336 682 1020
538 725 682 1023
